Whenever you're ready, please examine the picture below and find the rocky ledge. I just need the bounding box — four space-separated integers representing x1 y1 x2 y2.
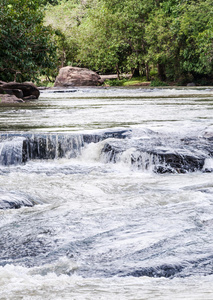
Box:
0 81 40 103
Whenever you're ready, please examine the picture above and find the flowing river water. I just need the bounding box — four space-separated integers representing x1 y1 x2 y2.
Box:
0 87 213 299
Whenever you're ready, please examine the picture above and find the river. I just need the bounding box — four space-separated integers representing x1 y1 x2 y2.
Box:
0 87 213 299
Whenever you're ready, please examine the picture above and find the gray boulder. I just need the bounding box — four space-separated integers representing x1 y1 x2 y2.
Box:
187 82 196 87
54 66 102 87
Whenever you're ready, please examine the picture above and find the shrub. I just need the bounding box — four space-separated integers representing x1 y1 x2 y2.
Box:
150 79 168 87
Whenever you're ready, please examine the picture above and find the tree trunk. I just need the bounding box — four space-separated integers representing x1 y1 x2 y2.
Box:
133 67 140 77
145 63 150 81
157 63 166 81
116 64 120 80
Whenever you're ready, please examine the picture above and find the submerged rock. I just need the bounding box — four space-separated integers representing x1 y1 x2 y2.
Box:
0 192 34 209
125 264 184 278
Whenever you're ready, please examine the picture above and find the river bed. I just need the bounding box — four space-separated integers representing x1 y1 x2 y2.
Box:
0 87 213 299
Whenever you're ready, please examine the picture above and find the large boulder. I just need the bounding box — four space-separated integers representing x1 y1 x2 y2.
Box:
54 66 102 87
0 82 40 99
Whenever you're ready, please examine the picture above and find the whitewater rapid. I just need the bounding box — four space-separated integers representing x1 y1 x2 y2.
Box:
0 87 213 299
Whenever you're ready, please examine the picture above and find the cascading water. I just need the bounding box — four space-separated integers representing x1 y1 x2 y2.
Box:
0 136 26 165
0 87 213 299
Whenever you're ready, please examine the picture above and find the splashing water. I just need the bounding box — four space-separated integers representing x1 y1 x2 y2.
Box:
0 87 213 299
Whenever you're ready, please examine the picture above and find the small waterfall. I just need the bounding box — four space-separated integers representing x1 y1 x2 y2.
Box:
0 133 85 165
100 137 208 173
0 136 26 166
0 129 212 173
129 150 161 172
100 143 163 172
0 130 130 166
57 134 84 159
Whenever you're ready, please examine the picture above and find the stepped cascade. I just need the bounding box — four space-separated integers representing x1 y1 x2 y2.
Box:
1 87 213 299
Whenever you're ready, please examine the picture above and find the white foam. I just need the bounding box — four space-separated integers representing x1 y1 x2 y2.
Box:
203 158 213 169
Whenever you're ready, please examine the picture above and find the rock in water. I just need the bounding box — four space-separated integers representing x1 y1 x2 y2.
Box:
0 191 34 209
101 138 208 173
0 82 40 100
0 94 24 103
54 66 102 87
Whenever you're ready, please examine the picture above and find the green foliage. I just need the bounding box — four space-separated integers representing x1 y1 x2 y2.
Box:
145 0 213 81
104 76 149 86
2 0 213 84
0 0 58 82
44 0 213 83
178 0 213 76
150 79 168 86
104 78 127 86
42 0 59 5
123 77 148 86
45 0 87 67
45 0 156 75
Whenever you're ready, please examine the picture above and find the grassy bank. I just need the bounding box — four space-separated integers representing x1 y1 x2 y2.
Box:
104 77 151 87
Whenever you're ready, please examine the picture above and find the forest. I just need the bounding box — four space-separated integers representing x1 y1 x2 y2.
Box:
1 0 213 85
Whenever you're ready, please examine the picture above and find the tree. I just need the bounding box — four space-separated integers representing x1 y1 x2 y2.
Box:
44 0 213 83
178 0 213 78
0 0 57 82
45 0 155 77
75 1 129 75
75 0 155 77
145 0 213 81
45 0 86 67
145 3 179 80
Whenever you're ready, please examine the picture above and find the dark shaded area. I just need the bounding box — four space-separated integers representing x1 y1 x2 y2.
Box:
0 199 33 209
125 264 184 278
